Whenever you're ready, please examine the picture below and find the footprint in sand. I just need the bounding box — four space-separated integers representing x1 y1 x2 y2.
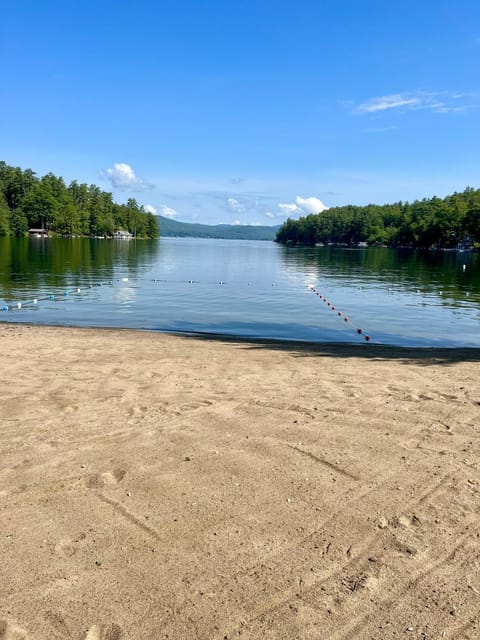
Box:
53 532 87 557
54 538 77 557
44 611 70 637
128 405 147 418
85 469 126 489
0 619 28 639
83 624 122 640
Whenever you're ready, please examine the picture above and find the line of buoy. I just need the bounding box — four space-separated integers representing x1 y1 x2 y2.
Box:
1 278 130 313
1 276 309 313
309 286 371 342
150 277 287 285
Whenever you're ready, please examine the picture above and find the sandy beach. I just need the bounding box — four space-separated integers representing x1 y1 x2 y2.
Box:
1 324 479 640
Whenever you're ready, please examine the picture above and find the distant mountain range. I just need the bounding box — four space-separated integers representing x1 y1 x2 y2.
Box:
157 215 280 240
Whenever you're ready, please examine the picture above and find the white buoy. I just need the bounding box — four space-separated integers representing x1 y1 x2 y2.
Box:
463 264 466 272
121 277 129 282
17 303 22 308
33 299 38 304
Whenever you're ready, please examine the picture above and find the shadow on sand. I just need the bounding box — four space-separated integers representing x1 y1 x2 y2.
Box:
168 330 480 367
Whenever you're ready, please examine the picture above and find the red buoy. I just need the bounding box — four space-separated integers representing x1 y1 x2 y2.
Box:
338 312 342 316
365 335 371 342
357 328 362 334
344 317 349 322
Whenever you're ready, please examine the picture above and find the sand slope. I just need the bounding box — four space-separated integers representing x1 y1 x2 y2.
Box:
1 324 479 639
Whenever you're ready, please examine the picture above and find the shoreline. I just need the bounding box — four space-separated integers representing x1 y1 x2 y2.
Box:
2 319 480 358
1 324 479 639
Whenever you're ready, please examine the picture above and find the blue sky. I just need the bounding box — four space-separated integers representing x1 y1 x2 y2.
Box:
1 0 479 225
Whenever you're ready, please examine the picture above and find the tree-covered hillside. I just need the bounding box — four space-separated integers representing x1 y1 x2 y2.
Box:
0 161 159 238
157 215 279 240
276 188 480 249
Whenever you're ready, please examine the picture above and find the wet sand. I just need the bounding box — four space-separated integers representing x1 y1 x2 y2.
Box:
1 324 479 639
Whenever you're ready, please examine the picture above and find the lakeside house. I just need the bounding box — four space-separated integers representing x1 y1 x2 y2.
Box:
112 230 134 239
28 228 48 237
456 237 474 252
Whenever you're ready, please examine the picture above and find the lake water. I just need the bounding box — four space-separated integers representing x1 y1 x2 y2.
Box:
0 236 479 347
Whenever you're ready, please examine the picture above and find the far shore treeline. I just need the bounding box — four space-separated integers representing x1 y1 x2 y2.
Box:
2 160 480 249
0 161 159 238
276 187 480 249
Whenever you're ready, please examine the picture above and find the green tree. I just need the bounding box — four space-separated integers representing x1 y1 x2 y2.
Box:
146 212 159 238
69 181 91 234
0 192 10 235
0 162 37 213
22 183 59 229
464 208 480 243
10 208 28 236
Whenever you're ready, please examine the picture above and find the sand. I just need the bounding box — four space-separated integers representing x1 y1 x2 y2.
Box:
0 324 479 640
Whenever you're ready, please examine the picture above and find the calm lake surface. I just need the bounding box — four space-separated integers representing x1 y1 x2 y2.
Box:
1 236 479 347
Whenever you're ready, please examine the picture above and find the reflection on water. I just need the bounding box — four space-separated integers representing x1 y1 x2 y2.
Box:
0 237 159 297
278 245 479 306
0 237 479 347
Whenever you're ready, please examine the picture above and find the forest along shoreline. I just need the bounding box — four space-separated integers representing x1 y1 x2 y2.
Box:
2 161 479 249
275 186 479 250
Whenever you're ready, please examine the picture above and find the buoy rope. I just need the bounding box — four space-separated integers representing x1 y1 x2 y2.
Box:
1 278 130 312
3 278 371 344
1 277 309 312
308 285 371 342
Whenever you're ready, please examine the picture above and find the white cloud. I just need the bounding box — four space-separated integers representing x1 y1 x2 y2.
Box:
354 91 477 115
278 196 328 217
356 94 421 113
103 163 152 191
227 197 245 212
159 204 177 219
279 202 301 213
144 204 157 214
265 211 275 219
295 196 328 214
